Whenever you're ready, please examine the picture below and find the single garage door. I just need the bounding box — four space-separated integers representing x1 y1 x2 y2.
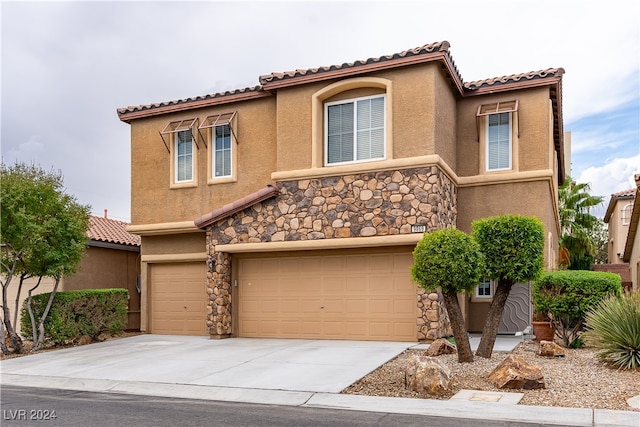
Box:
237 247 417 341
150 262 207 335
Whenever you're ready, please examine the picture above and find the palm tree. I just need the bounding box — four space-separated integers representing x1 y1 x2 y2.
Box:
558 176 604 270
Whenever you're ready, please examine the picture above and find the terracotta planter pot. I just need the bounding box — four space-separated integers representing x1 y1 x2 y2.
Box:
532 321 555 342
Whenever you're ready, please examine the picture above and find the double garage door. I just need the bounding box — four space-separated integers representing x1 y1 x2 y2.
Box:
149 248 418 341
238 248 418 341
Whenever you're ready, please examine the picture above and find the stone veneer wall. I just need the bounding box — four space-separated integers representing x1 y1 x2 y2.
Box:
205 166 456 340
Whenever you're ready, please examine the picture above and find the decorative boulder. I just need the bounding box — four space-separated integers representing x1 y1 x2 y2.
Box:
405 355 450 395
539 340 565 358
424 338 457 357
488 354 545 390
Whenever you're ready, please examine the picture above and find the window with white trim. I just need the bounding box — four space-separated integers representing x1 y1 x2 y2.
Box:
487 112 512 171
175 130 194 183
477 100 518 173
325 95 385 165
213 124 232 178
476 279 493 298
622 202 633 226
199 112 237 182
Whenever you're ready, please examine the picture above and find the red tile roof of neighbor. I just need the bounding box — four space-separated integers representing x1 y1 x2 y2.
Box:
195 185 280 229
88 216 141 246
604 187 636 222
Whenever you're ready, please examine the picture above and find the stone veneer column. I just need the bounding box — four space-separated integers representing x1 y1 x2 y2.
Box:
206 235 232 338
417 289 453 341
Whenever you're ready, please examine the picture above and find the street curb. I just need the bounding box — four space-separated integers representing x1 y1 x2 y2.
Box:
3 374 638 426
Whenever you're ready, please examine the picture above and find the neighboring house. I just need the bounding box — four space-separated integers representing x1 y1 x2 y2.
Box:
6 214 141 333
62 215 142 330
598 174 640 293
622 174 640 292
604 188 635 264
596 186 635 292
118 41 565 341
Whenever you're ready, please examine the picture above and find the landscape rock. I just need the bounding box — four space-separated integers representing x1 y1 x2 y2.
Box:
539 340 565 358
77 335 92 345
405 355 450 395
488 354 545 390
424 338 457 356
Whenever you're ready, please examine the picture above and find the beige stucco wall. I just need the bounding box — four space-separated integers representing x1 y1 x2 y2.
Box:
273 63 443 174
607 198 633 264
456 87 553 178
141 233 205 256
62 246 141 330
3 276 56 335
457 180 559 268
130 96 277 225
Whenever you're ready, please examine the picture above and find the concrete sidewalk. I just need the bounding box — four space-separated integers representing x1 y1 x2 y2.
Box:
1 335 638 426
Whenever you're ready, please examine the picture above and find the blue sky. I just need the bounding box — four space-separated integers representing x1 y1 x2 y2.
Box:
2 0 638 221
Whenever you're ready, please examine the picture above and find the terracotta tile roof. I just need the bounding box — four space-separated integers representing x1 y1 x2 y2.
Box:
88 216 141 246
610 188 636 199
259 41 461 89
195 185 280 229
604 187 636 222
117 86 268 123
463 68 565 92
117 41 564 123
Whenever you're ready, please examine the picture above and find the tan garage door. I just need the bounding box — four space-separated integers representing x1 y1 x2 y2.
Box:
238 248 417 341
150 262 207 335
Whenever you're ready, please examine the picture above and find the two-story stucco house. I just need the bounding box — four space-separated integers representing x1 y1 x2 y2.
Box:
117 41 565 342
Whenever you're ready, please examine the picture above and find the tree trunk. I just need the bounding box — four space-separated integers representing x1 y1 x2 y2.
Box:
476 279 513 358
2 282 23 354
0 320 10 355
33 276 61 351
441 289 473 363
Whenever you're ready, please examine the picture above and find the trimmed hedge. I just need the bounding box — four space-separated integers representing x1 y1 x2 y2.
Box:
21 289 128 345
533 270 622 347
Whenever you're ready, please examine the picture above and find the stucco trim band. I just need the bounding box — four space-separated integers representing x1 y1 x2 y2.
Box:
457 169 554 187
271 155 457 183
141 253 207 263
214 233 424 253
127 221 202 236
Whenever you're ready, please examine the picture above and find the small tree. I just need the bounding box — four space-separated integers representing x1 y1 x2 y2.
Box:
533 270 622 347
411 228 484 363
472 215 545 358
1 163 89 353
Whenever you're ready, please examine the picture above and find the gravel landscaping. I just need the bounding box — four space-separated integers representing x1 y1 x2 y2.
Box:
342 339 640 411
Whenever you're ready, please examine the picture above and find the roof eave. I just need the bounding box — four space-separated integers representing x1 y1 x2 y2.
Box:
260 51 465 95
117 89 272 123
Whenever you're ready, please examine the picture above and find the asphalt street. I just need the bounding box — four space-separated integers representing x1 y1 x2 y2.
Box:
1 386 545 427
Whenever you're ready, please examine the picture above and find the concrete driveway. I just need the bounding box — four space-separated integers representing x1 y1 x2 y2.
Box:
0 335 413 394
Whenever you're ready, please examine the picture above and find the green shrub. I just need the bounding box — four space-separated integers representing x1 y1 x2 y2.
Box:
533 270 622 347
583 292 640 370
21 289 128 345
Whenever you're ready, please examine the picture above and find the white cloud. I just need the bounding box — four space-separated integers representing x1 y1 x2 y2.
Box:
577 155 639 200
3 135 45 164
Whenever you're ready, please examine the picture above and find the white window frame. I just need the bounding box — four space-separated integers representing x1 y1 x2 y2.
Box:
175 130 194 183
324 94 386 166
476 279 494 299
622 202 633 226
212 124 232 179
485 112 512 172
